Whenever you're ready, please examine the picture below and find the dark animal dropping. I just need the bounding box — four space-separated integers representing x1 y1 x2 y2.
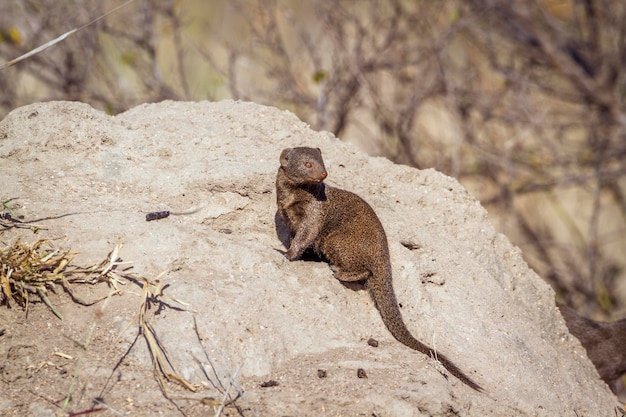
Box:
145 211 170 221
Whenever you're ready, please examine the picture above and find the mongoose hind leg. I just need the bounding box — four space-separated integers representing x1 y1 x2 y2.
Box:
330 265 371 282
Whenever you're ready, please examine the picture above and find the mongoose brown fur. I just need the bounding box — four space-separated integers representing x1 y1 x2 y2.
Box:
275 147 482 392
558 303 626 392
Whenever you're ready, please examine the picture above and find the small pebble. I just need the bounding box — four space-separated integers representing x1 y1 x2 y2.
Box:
367 337 379 347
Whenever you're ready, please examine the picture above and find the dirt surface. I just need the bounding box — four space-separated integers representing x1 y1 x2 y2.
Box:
0 100 622 416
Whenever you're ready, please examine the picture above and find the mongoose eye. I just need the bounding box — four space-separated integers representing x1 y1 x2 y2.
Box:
305 162 312 168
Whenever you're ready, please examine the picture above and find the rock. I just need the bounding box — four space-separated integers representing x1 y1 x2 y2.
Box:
0 100 619 416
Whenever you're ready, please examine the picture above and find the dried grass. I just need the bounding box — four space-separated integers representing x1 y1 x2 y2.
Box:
0 239 241 414
0 239 125 319
136 275 198 394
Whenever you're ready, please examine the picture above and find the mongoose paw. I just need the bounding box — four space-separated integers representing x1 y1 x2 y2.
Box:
273 247 299 261
285 248 299 261
274 247 288 256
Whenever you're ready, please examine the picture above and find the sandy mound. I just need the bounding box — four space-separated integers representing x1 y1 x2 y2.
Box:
0 100 619 416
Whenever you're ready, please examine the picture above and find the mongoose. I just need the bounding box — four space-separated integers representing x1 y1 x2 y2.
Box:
558 303 626 392
275 147 482 392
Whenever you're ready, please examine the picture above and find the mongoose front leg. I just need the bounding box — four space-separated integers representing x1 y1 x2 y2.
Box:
286 225 320 260
285 205 324 260
286 233 312 260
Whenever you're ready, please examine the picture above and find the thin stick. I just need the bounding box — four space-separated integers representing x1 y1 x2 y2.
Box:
0 0 136 70
214 362 243 417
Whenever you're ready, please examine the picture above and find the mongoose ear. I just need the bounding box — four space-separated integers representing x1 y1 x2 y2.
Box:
280 148 292 166
316 147 322 156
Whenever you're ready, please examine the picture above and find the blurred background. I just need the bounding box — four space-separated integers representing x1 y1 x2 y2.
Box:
1 0 625 324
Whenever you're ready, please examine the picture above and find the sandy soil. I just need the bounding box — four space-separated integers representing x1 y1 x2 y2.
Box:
0 100 622 416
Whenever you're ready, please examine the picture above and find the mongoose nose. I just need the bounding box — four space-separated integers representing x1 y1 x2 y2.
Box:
320 171 327 179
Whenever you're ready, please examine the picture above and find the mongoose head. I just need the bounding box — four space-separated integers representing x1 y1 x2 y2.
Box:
280 147 328 184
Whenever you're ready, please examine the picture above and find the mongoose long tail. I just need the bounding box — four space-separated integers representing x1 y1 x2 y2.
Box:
369 267 483 392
